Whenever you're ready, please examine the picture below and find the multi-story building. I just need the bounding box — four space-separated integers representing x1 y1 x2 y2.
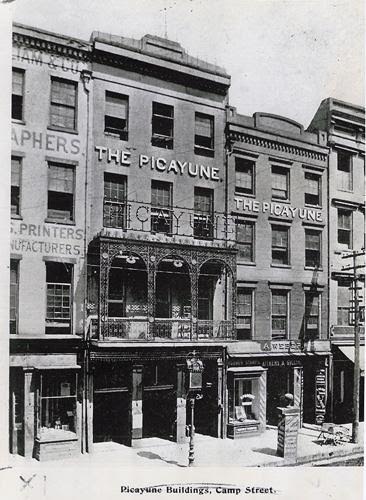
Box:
309 99 365 424
85 32 235 449
225 108 330 434
10 23 91 460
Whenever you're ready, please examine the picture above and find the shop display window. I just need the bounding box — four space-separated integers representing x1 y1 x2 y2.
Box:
228 377 259 425
38 371 77 440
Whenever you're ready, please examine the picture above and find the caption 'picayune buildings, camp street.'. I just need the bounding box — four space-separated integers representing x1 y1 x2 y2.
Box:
9 23 365 460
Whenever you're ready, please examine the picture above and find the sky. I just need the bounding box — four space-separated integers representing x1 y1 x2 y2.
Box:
9 0 365 127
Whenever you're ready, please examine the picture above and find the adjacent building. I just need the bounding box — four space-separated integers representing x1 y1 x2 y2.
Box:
10 23 90 459
225 108 330 435
309 99 365 424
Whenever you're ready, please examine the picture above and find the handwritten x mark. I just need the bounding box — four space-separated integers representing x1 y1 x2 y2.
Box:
20 474 37 490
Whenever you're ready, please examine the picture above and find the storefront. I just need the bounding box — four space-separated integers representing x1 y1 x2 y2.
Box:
331 344 364 423
9 341 82 460
87 346 225 449
226 342 331 435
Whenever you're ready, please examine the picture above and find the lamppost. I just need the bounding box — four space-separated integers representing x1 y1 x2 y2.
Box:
186 351 204 466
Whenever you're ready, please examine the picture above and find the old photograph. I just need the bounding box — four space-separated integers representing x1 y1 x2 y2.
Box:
0 0 364 499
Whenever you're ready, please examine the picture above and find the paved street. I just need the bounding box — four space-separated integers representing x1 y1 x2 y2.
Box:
6 422 364 469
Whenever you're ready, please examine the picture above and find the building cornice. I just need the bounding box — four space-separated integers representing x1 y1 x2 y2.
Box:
228 130 328 162
13 30 90 61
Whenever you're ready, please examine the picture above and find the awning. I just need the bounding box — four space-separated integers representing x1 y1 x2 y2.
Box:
36 365 81 370
227 366 266 375
338 346 365 374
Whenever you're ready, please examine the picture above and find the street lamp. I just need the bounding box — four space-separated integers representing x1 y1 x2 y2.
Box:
186 351 204 466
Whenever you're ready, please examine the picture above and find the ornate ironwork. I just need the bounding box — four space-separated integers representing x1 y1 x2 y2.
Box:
94 236 237 342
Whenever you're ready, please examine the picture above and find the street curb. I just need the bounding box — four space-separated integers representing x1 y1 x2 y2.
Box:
253 445 364 467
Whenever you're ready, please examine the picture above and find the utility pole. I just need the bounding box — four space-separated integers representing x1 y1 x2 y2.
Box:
341 249 365 443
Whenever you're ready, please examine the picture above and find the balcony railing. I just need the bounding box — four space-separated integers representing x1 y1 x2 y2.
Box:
90 317 234 341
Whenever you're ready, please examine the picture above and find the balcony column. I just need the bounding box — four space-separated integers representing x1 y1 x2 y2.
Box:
190 261 198 339
23 368 35 458
147 258 156 338
131 364 143 445
99 243 110 339
176 363 187 444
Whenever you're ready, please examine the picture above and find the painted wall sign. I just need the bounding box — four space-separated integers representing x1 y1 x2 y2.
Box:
261 340 302 352
315 367 327 424
95 146 220 181
229 358 303 368
11 221 84 257
234 197 323 223
12 127 81 154
13 47 80 74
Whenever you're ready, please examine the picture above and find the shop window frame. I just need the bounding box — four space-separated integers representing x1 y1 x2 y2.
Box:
104 91 129 140
12 68 25 122
11 156 22 217
103 173 127 229
45 261 73 334
194 112 214 158
151 102 174 149
49 77 78 132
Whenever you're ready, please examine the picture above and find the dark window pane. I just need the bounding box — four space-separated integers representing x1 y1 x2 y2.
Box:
194 113 214 157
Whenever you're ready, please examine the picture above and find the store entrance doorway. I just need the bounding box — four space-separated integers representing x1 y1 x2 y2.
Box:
93 390 130 444
266 366 294 425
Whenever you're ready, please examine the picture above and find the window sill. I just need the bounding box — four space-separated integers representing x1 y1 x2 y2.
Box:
36 429 77 443
270 264 291 269
45 218 75 226
11 214 23 220
337 188 354 194
194 146 215 158
12 119 26 126
235 191 256 198
47 126 79 135
104 131 129 141
237 260 256 266
271 198 290 204
304 203 322 209
304 266 323 271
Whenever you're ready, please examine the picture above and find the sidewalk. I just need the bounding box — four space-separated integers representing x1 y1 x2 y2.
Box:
6 422 364 469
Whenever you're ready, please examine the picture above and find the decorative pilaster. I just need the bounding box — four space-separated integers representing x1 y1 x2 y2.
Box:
23 368 35 458
293 367 303 428
176 363 187 444
131 364 143 445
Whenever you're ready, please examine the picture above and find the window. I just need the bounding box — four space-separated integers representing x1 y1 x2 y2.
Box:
228 378 258 424
50 78 77 130
151 180 173 234
104 91 128 140
305 292 320 339
198 276 213 320
304 172 321 206
237 288 253 340
12 68 24 121
305 229 321 268
46 262 72 333
11 157 21 216
9 260 19 335
39 371 77 439
337 209 352 248
151 102 174 149
194 113 214 157
337 151 353 191
194 187 214 239
271 290 288 339
47 163 74 222
235 157 255 195
272 225 289 265
236 219 254 262
103 173 127 228
337 282 351 326
272 166 289 200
